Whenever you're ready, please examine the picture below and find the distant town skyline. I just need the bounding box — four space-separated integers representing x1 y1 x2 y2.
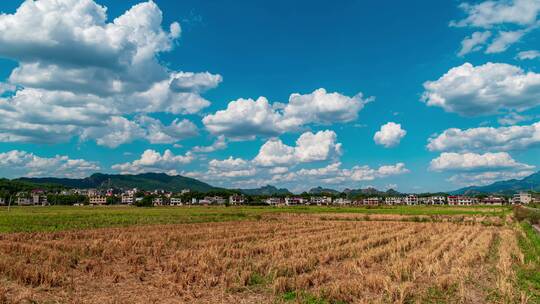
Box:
0 0 539 193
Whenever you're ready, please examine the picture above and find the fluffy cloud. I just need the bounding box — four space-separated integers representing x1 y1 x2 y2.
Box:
203 88 371 139
0 150 99 178
272 162 409 184
429 152 534 171
112 149 194 174
427 122 540 152
458 31 492 56
253 130 342 166
191 135 227 153
451 0 540 28
451 0 540 55
448 170 535 186
79 115 198 148
373 122 406 148
421 62 540 116
202 97 283 139
207 157 256 178
517 50 540 60
0 0 220 146
485 30 526 53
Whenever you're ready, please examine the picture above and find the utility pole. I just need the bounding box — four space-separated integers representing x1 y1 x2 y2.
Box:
7 194 12 212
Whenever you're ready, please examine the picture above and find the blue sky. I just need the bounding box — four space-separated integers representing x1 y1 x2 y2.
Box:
0 0 539 193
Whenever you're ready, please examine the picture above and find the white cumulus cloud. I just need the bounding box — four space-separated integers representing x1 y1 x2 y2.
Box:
112 149 194 174
253 130 342 166
0 0 220 147
373 122 406 148
422 62 540 116
429 152 534 172
451 0 540 55
203 88 371 139
427 122 540 152
0 150 100 178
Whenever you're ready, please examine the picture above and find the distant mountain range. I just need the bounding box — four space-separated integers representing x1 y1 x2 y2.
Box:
16 173 222 193
12 170 540 195
308 187 340 194
451 171 540 195
238 185 292 196
343 187 402 197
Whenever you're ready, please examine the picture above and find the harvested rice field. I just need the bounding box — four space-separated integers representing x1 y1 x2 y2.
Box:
0 213 533 303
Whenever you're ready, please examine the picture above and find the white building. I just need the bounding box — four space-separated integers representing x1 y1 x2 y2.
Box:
310 196 332 205
170 197 183 206
265 197 283 206
448 196 477 205
285 197 306 206
89 196 107 205
121 195 134 205
385 197 405 205
333 198 352 205
361 197 381 205
0 197 5 205
512 192 532 204
429 196 446 205
405 195 418 205
482 195 505 205
152 197 164 206
229 195 245 205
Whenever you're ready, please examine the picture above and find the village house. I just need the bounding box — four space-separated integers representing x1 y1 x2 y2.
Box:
264 197 284 206
89 196 107 205
170 197 183 206
418 197 430 204
447 196 477 205
229 195 245 205
310 196 332 205
121 194 134 205
429 196 446 205
361 197 381 205
512 192 532 204
285 197 306 206
0 197 5 205
405 195 418 205
385 197 404 205
333 198 352 205
152 197 164 206
482 195 505 205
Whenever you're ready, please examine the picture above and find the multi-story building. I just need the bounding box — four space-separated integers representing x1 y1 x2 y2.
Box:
229 195 246 205
361 197 381 205
121 195 134 205
265 197 284 206
482 196 505 205
170 197 183 206
429 196 446 205
310 196 332 205
32 194 48 206
405 195 418 205
89 196 107 205
512 192 532 204
448 196 477 205
385 197 404 205
152 197 164 206
333 198 352 205
285 197 306 206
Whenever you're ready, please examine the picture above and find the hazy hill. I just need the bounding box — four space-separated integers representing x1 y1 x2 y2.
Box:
16 173 221 193
238 185 291 196
451 171 540 195
308 187 340 194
